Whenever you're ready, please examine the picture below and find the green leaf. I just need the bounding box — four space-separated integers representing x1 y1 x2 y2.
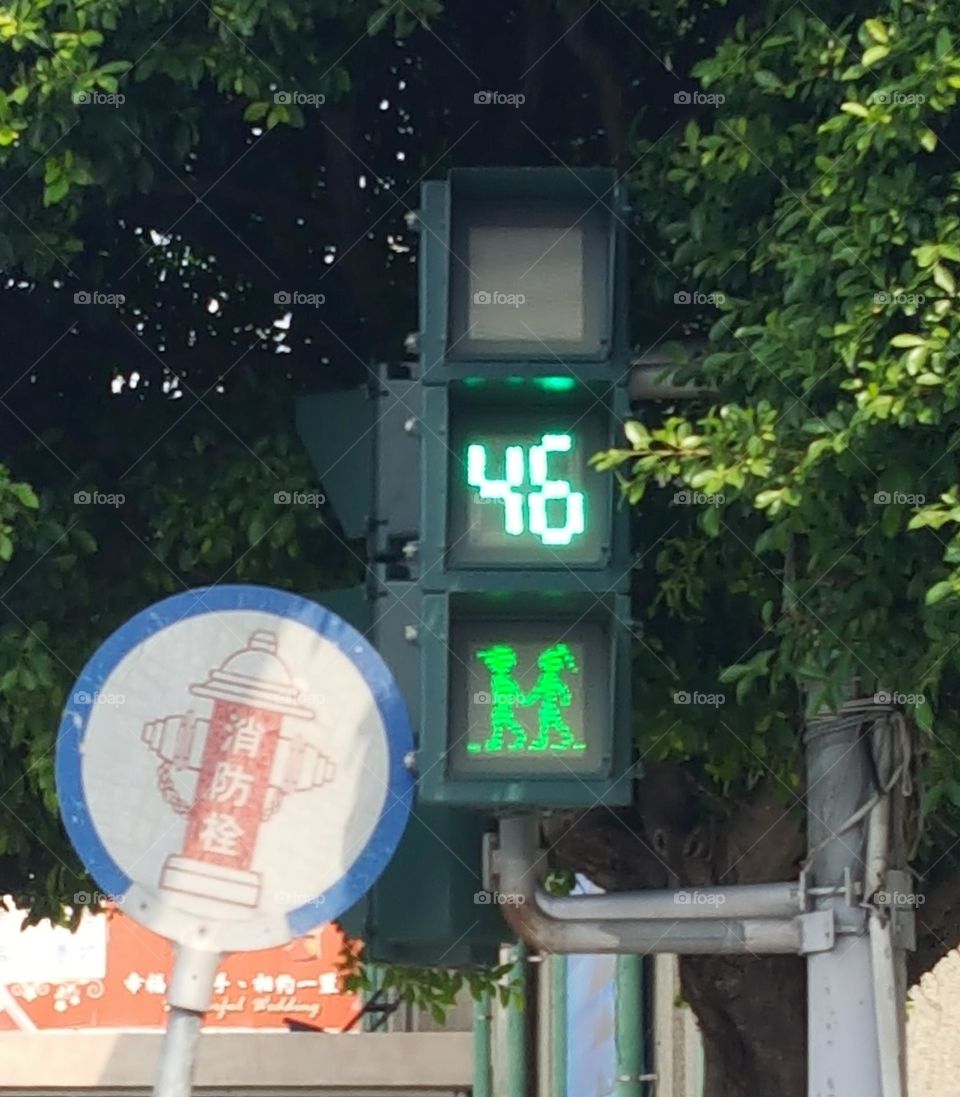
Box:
890 333 928 348
925 580 956 606
753 69 782 90
247 515 266 546
10 483 38 508
624 421 650 448
243 101 269 123
840 102 869 118
864 19 888 44
367 7 391 35
905 345 930 374
920 128 938 153
862 44 890 67
933 264 955 295
43 178 69 207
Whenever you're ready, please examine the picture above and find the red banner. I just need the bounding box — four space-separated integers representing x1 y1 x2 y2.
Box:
0 906 360 1031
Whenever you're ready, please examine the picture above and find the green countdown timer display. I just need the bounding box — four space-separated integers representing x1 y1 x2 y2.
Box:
449 620 609 777
448 402 609 567
466 434 585 547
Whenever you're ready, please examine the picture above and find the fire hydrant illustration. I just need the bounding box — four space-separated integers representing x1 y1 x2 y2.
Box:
141 630 334 908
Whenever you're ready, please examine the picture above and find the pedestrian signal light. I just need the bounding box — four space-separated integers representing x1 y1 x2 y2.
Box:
439 613 616 792
448 399 611 568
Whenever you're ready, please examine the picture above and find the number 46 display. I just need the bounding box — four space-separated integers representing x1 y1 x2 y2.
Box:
466 433 585 547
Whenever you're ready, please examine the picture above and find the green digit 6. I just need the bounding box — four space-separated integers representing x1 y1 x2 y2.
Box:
528 433 585 546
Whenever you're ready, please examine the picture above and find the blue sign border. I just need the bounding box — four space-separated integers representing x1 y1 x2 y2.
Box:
55 584 415 936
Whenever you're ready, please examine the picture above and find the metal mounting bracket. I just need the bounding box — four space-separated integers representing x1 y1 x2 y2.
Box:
798 910 835 954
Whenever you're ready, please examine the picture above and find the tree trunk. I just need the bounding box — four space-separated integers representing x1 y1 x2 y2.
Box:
680 955 805 1097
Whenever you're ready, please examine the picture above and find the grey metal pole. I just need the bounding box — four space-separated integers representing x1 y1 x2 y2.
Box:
805 710 882 1097
152 947 221 1097
496 816 803 955
539 881 800 921
153 1008 204 1097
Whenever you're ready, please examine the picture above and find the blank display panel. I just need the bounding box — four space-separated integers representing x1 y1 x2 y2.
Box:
448 202 610 359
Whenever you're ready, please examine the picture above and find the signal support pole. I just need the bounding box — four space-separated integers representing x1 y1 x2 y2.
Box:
805 707 889 1097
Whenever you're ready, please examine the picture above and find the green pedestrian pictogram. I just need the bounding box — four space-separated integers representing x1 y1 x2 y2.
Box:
472 644 528 752
467 642 585 756
524 642 584 751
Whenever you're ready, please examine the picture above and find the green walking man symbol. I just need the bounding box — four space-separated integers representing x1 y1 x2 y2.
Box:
523 643 585 751
472 641 585 754
475 644 528 752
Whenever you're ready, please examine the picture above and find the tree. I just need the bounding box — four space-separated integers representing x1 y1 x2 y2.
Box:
1 0 958 1093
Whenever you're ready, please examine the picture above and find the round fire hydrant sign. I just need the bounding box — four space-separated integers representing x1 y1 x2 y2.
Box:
56 586 415 954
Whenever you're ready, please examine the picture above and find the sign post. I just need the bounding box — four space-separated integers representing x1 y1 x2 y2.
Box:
56 585 415 1095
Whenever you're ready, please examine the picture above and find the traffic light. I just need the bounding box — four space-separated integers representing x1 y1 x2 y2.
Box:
410 167 635 808
298 167 635 812
295 168 635 962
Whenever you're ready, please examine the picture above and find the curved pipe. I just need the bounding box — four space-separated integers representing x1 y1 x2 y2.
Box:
537 882 801 922
496 816 803 956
